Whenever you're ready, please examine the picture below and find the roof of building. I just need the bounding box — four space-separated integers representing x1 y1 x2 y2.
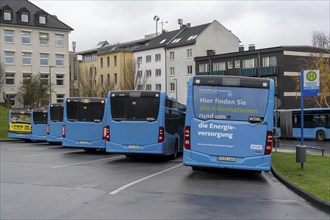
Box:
135 22 211 52
0 0 73 31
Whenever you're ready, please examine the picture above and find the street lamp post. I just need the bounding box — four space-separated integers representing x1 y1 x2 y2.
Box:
49 66 55 103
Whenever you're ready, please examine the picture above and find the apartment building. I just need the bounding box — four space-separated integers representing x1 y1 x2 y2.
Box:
0 0 73 107
134 20 240 103
194 45 330 109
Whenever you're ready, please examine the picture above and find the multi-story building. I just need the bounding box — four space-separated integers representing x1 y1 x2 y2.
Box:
0 0 73 107
194 45 330 109
134 20 240 103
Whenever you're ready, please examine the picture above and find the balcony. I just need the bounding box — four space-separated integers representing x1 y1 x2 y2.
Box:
196 70 226 76
239 66 278 76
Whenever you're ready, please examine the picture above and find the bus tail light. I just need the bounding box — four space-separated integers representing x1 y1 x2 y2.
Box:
264 131 273 155
158 127 164 143
62 125 66 138
47 124 50 135
184 126 191 150
103 126 110 142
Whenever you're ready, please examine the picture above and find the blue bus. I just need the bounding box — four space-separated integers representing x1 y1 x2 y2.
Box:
31 108 48 141
183 76 274 171
8 108 32 140
47 103 64 144
62 97 108 151
275 108 330 141
105 91 186 159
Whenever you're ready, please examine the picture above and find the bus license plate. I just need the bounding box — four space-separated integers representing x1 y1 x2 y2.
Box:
218 156 236 162
128 145 140 149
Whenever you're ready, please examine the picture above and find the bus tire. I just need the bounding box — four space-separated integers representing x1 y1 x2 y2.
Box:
192 166 201 171
316 130 325 141
84 148 97 152
170 141 178 160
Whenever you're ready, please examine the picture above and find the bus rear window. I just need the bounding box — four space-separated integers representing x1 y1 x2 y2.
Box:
67 102 105 122
193 86 269 122
33 112 48 124
111 97 160 121
50 106 63 122
11 113 31 123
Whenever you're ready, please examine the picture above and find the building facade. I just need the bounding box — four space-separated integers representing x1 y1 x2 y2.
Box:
0 0 73 107
194 46 330 109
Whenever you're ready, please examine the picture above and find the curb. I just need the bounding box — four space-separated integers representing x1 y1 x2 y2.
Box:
271 166 330 214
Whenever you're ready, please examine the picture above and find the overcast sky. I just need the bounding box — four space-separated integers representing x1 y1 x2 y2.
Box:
30 0 329 52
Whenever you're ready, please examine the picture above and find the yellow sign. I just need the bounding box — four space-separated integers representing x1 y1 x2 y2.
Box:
9 123 31 133
306 71 317 81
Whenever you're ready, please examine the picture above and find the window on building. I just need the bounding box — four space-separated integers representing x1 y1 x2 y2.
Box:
22 52 32 65
114 73 117 85
155 84 161 91
100 58 104 68
23 73 32 82
55 34 64 47
198 63 209 72
187 65 193 75
243 58 255 68
39 15 47 24
155 54 161 61
155 69 161 77
146 55 151 63
107 57 110 67
100 75 104 86
146 84 151 90
159 39 166 44
21 13 29 22
146 70 151 78
170 52 175 60
137 71 143 77
4 11 12 21
40 53 49 66
56 75 64 85
56 54 64 66
227 61 233 69
137 57 142 64
172 38 181 43
40 74 49 85
39 32 49 45
5 51 14 64
114 56 117 66
5 30 14 43
187 49 192 58
56 94 65 103
137 85 143 90
263 56 277 67
170 67 175 76
170 83 175 92
107 74 110 85
21 31 31 44
235 60 241 69
213 62 226 71
5 73 15 85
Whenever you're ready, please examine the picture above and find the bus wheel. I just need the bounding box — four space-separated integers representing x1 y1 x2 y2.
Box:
170 141 178 160
84 148 97 152
192 166 201 171
316 130 325 141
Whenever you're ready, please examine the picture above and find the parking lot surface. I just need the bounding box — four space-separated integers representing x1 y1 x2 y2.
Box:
1 141 329 219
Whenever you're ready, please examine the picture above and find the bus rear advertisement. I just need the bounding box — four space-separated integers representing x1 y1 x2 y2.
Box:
184 76 274 171
8 109 32 140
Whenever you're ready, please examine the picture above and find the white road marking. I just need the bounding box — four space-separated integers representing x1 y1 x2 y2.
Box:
109 163 183 195
24 151 78 157
51 155 124 168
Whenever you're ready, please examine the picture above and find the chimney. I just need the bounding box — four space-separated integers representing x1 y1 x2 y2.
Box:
187 23 191 28
72 41 76 53
178 18 183 28
207 50 215 56
239 45 244 52
248 44 255 51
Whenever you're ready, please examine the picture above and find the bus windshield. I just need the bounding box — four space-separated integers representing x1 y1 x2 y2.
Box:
67 100 105 122
11 112 31 124
193 86 269 122
111 96 160 121
50 105 63 122
33 112 48 124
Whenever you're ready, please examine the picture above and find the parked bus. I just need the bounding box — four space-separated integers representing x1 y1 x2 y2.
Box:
62 97 107 151
31 108 48 141
47 103 64 144
105 91 186 159
275 108 330 141
183 76 274 171
8 108 32 140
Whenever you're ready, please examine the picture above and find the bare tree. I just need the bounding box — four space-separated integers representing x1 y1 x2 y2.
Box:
312 31 329 50
120 58 148 90
17 74 50 108
78 65 99 97
99 81 115 98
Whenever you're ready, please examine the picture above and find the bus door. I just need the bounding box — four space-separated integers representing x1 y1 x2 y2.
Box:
189 78 272 160
110 92 161 146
